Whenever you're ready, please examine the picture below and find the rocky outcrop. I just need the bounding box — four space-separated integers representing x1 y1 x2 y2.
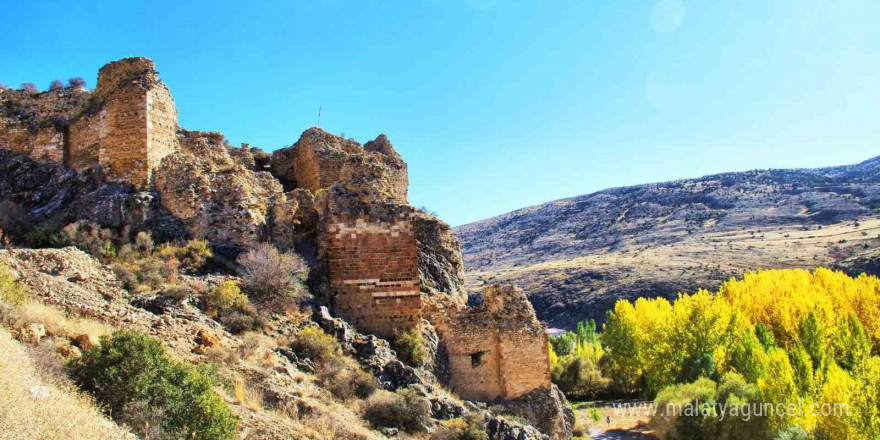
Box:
155 130 305 250
271 128 408 203
415 211 467 303
0 150 186 241
490 385 575 440
0 247 232 360
835 247 880 278
486 415 549 440
313 306 425 391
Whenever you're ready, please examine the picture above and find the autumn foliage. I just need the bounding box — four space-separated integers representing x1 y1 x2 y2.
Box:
597 268 880 439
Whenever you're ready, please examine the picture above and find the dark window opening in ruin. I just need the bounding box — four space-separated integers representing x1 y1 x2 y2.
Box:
470 352 483 368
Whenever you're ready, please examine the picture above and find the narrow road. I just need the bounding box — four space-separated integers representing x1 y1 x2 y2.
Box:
588 427 655 440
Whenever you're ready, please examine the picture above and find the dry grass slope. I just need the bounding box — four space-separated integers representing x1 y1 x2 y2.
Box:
0 327 129 440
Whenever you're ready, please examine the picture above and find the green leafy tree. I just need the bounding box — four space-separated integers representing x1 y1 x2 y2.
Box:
549 331 576 356
787 345 815 397
798 312 826 373
729 327 769 383
831 313 871 371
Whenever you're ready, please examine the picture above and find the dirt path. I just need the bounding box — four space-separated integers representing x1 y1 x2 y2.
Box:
575 400 659 440
589 427 656 440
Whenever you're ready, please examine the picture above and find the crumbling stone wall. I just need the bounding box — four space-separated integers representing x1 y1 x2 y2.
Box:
0 124 65 163
0 57 178 187
325 209 422 338
428 285 552 401
0 86 90 166
272 128 408 203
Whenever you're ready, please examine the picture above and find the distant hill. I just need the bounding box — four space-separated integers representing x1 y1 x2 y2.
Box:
455 155 880 329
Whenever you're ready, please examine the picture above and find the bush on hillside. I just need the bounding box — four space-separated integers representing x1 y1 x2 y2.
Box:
68 77 86 88
393 327 427 367
157 239 213 272
431 413 488 440
317 357 378 400
363 388 431 433
203 281 250 317
68 331 238 440
0 264 27 306
290 325 340 363
237 243 308 299
202 281 263 334
62 221 117 261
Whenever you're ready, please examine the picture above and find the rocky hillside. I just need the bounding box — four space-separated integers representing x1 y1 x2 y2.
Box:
456 155 880 328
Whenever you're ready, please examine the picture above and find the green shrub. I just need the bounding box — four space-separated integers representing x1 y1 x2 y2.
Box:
290 326 340 363
69 331 238 440
203 281 261 334
204 281 250 317
774 426 809 440
218 311 264 334
157 239 213 272
237 243 308 299
552 352 610 399
0 264 27 306
431 413 488 440
24 225 68 248
549 331 576 356
653 377 717 440
363 388 431 432
393 327 427 367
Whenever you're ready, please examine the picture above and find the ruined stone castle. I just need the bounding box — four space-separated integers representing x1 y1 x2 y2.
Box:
0 57 551 403
0 57 177 187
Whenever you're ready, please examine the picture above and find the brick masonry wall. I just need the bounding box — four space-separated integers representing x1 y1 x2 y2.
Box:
498 329 552 398
443 324 504 401
68 113 102 170
326 213 421 338
0 58 178 187
430 287 552 402
0 119 65 164
98 86 151 186
146 87 178 170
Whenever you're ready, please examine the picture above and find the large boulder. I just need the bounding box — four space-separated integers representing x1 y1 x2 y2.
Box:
313 306 423 390
485 415 549 440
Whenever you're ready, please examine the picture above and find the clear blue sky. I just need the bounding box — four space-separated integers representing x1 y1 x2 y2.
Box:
2 1 878 226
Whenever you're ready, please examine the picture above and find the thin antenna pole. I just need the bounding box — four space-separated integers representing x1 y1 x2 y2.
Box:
317 106 322 127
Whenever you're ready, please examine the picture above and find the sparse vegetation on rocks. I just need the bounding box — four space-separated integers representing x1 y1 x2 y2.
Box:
363 388 432 433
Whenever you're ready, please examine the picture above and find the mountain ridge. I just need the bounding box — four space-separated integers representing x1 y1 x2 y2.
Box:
455 154 880 328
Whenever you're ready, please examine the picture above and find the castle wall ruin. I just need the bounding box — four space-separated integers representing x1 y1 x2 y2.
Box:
325 211 422 338
1 57 553 408
0 57 178 187
429 285 552 401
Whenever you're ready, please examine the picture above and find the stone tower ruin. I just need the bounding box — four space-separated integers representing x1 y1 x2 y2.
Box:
0 57 178 187
428 285 552 401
